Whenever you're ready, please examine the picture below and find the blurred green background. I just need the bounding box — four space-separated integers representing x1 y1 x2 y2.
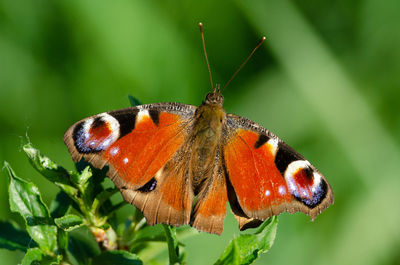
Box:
1 0 400 264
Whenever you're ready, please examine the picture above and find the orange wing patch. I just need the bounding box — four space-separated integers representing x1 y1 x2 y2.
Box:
224 129 291 219
121 142 194 228
103 112 186 190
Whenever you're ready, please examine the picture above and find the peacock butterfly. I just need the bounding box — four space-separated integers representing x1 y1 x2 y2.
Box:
64 23 333 234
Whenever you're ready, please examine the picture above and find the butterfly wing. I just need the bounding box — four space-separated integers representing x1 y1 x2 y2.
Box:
190 147 228 234
64 102 197 226
223 114 334 229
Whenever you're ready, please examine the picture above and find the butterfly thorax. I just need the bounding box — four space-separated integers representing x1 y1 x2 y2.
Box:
190 93 226 194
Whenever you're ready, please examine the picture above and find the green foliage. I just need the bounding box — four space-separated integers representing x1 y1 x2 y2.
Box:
215 217 278 265
21 248 61 265
162 225 184 264
1 0 399 264
54 214 84 232
0 221 35 251
91 250 142 265
5 162 58 255
1 144 277 264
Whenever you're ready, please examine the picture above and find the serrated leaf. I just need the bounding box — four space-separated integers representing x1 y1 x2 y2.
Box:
71 166 98 205
54 214 84 232
23 144 70 185
23 144 79 198
70 166 95 209
163 225 183 264
71 166 92 186
50 191 72 219
91 250 142 265
21 248 62 265
214 216 278 265
5 162 58 254
0 220 36 251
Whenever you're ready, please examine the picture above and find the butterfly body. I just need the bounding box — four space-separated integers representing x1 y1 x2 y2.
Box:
190 93 225 192
64 91 333 235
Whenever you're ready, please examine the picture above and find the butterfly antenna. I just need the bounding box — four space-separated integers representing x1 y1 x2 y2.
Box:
199 22 215 93
222 36 266 91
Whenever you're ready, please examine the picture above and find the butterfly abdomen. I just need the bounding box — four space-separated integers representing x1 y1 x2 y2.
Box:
190 103 226 193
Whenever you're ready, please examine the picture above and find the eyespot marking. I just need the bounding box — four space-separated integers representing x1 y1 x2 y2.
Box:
72 113 120 153
284 160 327 208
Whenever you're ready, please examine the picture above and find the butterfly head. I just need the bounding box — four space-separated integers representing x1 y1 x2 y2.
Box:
205 84 224 106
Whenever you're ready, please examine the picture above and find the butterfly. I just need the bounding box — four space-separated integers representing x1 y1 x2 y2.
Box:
64 23 333 235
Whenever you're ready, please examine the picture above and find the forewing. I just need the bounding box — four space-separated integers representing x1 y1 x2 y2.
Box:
223 114 334 227
64 103 197 226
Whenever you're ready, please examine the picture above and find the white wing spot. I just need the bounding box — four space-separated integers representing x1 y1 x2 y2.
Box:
265 190 271 196
278 185 286 195
267 137 279 156
137 109 150 123
110 147 119 156
123 157 129 164
101 138 112 148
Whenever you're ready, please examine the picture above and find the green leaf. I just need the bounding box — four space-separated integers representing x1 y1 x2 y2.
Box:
128 224 166 252
4 162 58 254
128 95 142 107
214 217 278 265
71 166 93 186
92 250 142 265
133 224 166 243
23 144 78 198
0 220 36 251
214 240 240 265
91 188 119 214
21 248 61 265
103 200 127 218
54 214 84 232
163 224 183 265
23 144 70 185
70 166 97 203
57 228 68 252
68 230 101 265
21 248 43 265
70 166 95 206
50 191 72 219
